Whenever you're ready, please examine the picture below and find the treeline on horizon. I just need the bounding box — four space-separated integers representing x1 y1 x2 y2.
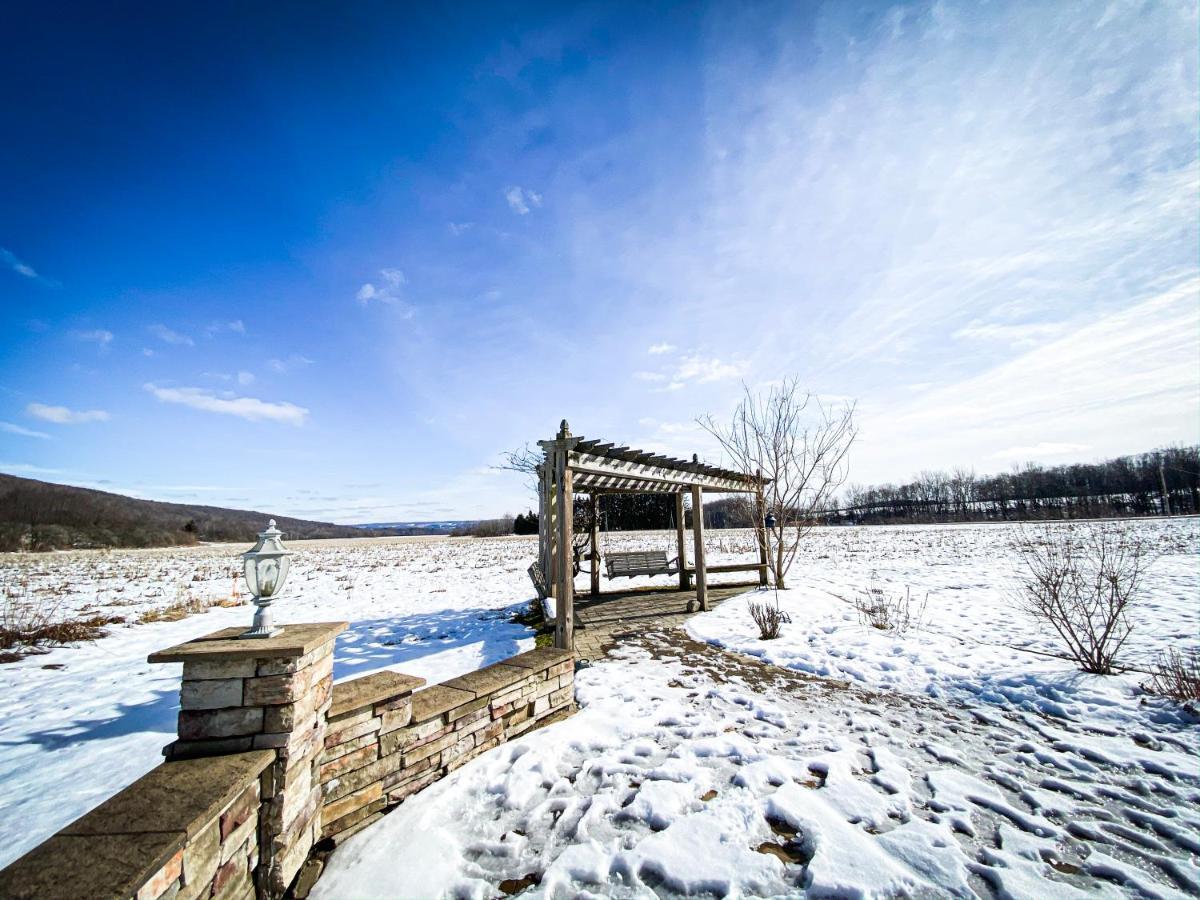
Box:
0 473 417 552
466 445 1199 535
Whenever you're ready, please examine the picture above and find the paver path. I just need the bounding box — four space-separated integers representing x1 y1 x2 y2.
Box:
570 583 757 662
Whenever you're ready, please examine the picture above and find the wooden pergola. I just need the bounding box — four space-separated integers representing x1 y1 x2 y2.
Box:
535 420 768 651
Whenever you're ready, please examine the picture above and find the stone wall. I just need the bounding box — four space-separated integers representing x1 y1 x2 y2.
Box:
0 628 576 899
0 750 273 900
320 647 575 843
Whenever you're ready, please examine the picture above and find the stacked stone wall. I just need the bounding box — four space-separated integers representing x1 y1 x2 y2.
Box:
319 647 575 842
0 751 272 900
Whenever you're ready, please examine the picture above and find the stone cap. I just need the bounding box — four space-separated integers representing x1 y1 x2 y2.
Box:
148 622 348 664
442 661 529 700
502 647 574 670
329 670 426 720
411 684 475 722
0 750 274 900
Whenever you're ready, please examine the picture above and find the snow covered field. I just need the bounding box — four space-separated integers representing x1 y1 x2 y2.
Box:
1 519 1197 895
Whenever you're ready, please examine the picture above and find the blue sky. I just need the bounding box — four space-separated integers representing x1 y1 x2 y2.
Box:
2 0 1197 523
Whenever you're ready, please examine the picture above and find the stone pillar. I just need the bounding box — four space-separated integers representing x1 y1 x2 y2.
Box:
149 622 347 899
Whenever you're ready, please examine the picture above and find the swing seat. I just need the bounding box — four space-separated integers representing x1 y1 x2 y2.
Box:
605 550 679 579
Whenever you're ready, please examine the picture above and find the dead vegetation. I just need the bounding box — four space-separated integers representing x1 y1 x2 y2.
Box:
748 597 791 640
0 583 124 662
1142 647 1200 706
855 577 927 635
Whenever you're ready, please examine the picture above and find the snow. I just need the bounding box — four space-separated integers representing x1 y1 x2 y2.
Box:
3 519 1198 897
0 535 538 868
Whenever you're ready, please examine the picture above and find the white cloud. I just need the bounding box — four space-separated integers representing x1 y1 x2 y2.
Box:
144 384 308 425
648 342 676 355
71 329 114 346
205 319 246 338
952 321 1068 346
237 371 255 386
504 186 543 215
267 355 314 374
673 354 746 384
633 371 667 382
0 422 50 439
0 248 56 286
448 222 474 236
149 324 194 346
988 442 1090 461
26 403 110 424
356 268 412 314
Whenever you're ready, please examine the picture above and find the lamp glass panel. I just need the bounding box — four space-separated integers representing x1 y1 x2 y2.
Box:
256 558 282 597
243 557 259 596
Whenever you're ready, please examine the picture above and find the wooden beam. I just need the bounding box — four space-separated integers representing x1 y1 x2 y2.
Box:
674 492 689 591
589 493 600 597
555 453 574 650
569 450 756 493
683 563 769 575
691 484 707 612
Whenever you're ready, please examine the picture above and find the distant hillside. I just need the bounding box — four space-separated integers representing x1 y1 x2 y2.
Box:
0 473 422 551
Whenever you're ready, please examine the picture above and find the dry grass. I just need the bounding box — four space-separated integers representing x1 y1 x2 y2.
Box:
137 584 246 624
1142 648 1200 706
855 578 928 635
748 598 791 640
0 583 125 662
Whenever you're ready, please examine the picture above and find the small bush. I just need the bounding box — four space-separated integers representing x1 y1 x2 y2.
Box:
855 578 927 635
749 599 791 640
1014 524 1149 675
1142 648 1200 705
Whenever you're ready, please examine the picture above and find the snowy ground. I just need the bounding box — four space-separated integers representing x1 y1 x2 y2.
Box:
316 518 1199 899
2 519 1197 894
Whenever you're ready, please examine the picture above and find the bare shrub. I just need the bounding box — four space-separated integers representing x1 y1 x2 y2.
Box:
1014 524 1150 675
855 578 927 635
1142 648 1200 705
748 598 791 640
138 584 246 624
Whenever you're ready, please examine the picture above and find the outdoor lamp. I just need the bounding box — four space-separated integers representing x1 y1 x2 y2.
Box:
240 519 295 638
765 511 776 529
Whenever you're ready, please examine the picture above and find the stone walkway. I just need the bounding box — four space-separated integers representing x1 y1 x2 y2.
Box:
571 582 758 662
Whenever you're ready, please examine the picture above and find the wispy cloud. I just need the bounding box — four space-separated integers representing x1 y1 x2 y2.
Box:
952 321 1068 347
204 319 246 338
1 248 57 286
0 421 51 440
26 403 110 424
149 324 194 346
988 442 1090 461
144 384 308 425
356 268 412 316
648 342 676 355
71 328 114 347
237 371 255 386
504 186 543 215
267 355 314 374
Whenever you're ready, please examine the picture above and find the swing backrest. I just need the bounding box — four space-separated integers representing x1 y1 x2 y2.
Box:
605 550 677 579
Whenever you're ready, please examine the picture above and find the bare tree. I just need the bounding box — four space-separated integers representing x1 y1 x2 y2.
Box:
699 378 857 589
1013 524 1150 674
496 444 542 494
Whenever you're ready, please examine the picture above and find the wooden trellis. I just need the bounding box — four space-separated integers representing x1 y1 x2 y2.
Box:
536 420 769 651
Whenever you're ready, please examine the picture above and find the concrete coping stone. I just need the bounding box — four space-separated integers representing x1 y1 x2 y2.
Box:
0 831 187 900
329 671 426 720
410 684 475 722
0 750 274 900
60 750 275 840
441 662 529 699
147 622 348 664
502 647 575 671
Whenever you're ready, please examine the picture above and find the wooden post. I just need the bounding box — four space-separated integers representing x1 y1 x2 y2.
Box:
547 470 557 600
555 450 575 650
674 492 689 590
755 479 769 587
589 493 601 597
691 484 708 611
537 463 549 587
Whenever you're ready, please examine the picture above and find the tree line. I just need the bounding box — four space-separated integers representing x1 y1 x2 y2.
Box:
829 445 1199 525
